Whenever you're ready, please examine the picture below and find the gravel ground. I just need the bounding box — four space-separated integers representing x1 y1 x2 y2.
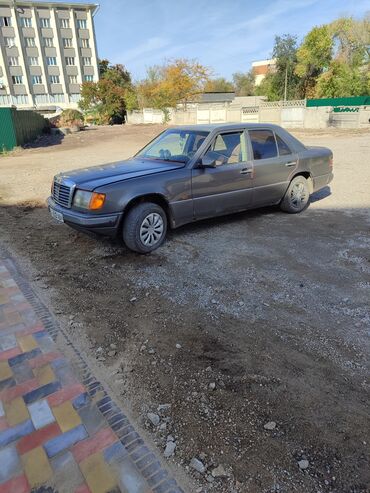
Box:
0 125 369 493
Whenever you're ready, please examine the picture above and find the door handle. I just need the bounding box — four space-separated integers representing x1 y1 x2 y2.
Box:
285 161 297 167
240 168 253 174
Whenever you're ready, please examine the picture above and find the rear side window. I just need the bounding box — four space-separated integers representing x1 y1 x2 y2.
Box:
249 130 277 160
275 134 292 156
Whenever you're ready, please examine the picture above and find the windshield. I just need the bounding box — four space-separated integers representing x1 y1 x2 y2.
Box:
136 129 209 164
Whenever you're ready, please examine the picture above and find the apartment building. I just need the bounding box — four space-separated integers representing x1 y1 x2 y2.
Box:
252 59 277 86
0 1 99 108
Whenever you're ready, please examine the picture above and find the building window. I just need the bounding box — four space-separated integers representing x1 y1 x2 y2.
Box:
4 37 15 47
40 18 51 28
43 37 54 47
82 57 91 66
68 75 78 84
20 17 32 27
62 37 72 48
65 57 75 66
84 75 93 82
8 56 19 66
0 17 11 27
25 37 36 47
76 19 87 29
46 57 57 66
29 56 39 66
13 94 29 105
70 93 81 103
50 93 65 103
12 76 23 85
60 18 70 28
80 38 89 48
50 75 60 84
34 94 49 104
32 75 42 85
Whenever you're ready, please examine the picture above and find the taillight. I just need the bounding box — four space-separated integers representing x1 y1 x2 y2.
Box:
329 156 333 169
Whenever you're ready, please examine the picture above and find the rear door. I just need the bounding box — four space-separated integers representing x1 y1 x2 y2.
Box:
247 129 297 206
191 130 253 220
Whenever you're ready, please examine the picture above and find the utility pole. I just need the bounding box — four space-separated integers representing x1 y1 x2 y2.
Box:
284 62 288 101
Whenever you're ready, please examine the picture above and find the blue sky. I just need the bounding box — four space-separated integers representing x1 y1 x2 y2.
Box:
75 0 368 80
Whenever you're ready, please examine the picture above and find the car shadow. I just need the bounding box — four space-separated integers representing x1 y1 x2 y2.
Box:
310 186 331 203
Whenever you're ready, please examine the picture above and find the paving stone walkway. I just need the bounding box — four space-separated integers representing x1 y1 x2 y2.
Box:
0 252 184 493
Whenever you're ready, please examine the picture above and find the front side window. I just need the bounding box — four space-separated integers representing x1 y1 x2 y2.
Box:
40 18 50 28
275 133 292 156
136 129 210 164
12 75 23 84
25 37 36 47
0 17 11 27
203 132 247 165
32 75 42 85
4 37 15 47
8 56 19 66
77 19 87 29
20 17 32 27
249 129 278 160
63 37 72 47
46 57 57 66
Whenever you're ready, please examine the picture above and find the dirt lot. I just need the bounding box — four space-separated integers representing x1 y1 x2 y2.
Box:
0 125 369 493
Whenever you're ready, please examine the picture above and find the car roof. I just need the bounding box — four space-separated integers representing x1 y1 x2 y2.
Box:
173 123 282 132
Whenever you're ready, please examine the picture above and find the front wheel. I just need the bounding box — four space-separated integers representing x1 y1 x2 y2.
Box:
123 202 167 253
280 176 310 213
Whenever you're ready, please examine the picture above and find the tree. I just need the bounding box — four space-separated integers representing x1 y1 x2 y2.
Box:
79 79 128 124
136 59 210 111
295 25 333 97
330 15 370 67
315 60 368 97
204 77 235 92
254 35 300 100
232 71 255 96
80 59 137 123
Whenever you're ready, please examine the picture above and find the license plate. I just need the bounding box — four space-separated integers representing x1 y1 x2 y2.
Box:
49 207 64 223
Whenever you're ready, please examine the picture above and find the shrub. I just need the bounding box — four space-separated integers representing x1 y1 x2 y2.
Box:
57 109 84 128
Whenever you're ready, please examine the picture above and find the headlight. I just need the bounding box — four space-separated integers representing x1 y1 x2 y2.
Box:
73 190 106 210
73 190 92 209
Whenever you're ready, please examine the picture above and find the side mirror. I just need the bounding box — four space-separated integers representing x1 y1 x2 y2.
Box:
201 155 217 168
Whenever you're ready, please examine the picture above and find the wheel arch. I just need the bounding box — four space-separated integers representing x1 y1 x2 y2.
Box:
122 193 174 229
291 171 313 193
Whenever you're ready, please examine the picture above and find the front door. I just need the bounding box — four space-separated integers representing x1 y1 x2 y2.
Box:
191 130 253 220
247 129 298 206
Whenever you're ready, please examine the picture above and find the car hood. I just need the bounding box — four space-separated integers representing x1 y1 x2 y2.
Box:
55 158 184 191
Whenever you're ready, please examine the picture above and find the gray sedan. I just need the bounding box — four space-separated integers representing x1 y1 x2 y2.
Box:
48 123 333 253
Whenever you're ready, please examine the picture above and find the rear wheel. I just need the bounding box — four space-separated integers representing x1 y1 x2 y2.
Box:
280 176 310 213
123 202 167 253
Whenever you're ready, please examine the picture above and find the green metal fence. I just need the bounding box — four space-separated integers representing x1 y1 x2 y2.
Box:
306 96 370 107
0 108 47 152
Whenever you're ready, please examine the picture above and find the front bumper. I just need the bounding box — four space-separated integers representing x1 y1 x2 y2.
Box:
47 197 123 237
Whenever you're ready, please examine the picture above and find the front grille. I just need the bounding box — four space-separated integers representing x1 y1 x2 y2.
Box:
52 181 73 208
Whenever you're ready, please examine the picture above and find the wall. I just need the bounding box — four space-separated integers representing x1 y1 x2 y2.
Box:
0 107 47 151
127 100 370 130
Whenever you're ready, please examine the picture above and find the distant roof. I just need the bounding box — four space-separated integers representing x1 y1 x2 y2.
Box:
5 0 99 12
196 92 235 103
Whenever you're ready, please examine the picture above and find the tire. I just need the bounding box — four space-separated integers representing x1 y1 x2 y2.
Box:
280 175 310 213
123 202 167 253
